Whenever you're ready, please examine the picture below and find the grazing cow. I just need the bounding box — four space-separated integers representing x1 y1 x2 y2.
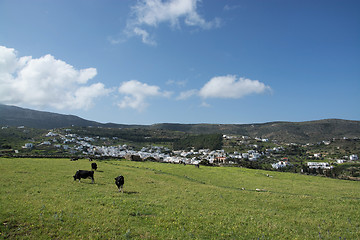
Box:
195 164 200 168
73 170 94 183
91 162 97 171
115 175 125 192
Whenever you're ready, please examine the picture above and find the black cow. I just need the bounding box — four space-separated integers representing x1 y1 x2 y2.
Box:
91 162 97 171
115 175 125 192
73 170 94 183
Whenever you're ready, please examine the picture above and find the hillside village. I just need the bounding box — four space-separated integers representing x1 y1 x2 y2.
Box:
12 128 357 174
1 124 359 179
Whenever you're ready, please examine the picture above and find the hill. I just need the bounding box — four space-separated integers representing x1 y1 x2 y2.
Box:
1 104 360 143
0 104 102 129
151 120 360 143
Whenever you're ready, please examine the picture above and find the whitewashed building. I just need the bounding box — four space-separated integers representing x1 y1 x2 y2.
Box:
272 161 290 169
307 162 332 169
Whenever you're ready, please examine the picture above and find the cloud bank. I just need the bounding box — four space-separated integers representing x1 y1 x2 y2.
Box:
0 46 110 110
125 0 221 45
118 80 171 111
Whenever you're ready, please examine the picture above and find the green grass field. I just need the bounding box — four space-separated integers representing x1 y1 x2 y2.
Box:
0 158 359 239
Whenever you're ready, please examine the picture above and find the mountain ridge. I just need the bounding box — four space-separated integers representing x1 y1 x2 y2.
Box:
1 104 359 143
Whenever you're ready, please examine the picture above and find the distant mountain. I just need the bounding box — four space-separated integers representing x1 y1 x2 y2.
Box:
0 104 143 129
1 104 359 143
0 104 104 129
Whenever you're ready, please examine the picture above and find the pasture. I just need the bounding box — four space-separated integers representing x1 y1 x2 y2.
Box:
0 158 359 239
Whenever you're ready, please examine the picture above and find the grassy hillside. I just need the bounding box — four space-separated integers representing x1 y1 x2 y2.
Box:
0 158 359 239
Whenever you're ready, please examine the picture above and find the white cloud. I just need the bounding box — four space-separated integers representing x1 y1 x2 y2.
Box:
166 79 187 87
133 27 157 46
177 89 197 100
200 101 210 108
118 80 171 111
199 75 271 99
0 45 110 110
223 4 241 11
125 0 221 45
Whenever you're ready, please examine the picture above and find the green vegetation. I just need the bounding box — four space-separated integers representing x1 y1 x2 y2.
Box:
173 134 223 150
305 139 360 159
70 127 185 145
0 127 47 150
1 158 359 239
332 162 360 179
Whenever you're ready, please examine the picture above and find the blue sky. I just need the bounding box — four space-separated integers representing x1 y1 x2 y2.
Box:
0 0 359 124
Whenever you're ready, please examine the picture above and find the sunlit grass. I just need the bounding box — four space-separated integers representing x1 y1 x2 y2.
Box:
0 158 359 239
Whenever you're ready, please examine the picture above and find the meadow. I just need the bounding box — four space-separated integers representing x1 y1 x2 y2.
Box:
0 158 359 239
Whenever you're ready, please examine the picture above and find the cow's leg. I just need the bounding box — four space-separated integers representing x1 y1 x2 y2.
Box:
79 179 81 183
91 177 94 184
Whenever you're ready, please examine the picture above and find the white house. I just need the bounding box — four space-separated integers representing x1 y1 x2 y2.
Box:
23 143 34 148
273 147 284 152
249 152 261 161
307 162 331 169
336 159 345 164
45 131 58 137
242 153 249 159
272 161 290 169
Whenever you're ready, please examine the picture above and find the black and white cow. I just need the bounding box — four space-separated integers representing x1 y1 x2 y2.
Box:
91 162 97 171
73 170 94 183
115 175 125 192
